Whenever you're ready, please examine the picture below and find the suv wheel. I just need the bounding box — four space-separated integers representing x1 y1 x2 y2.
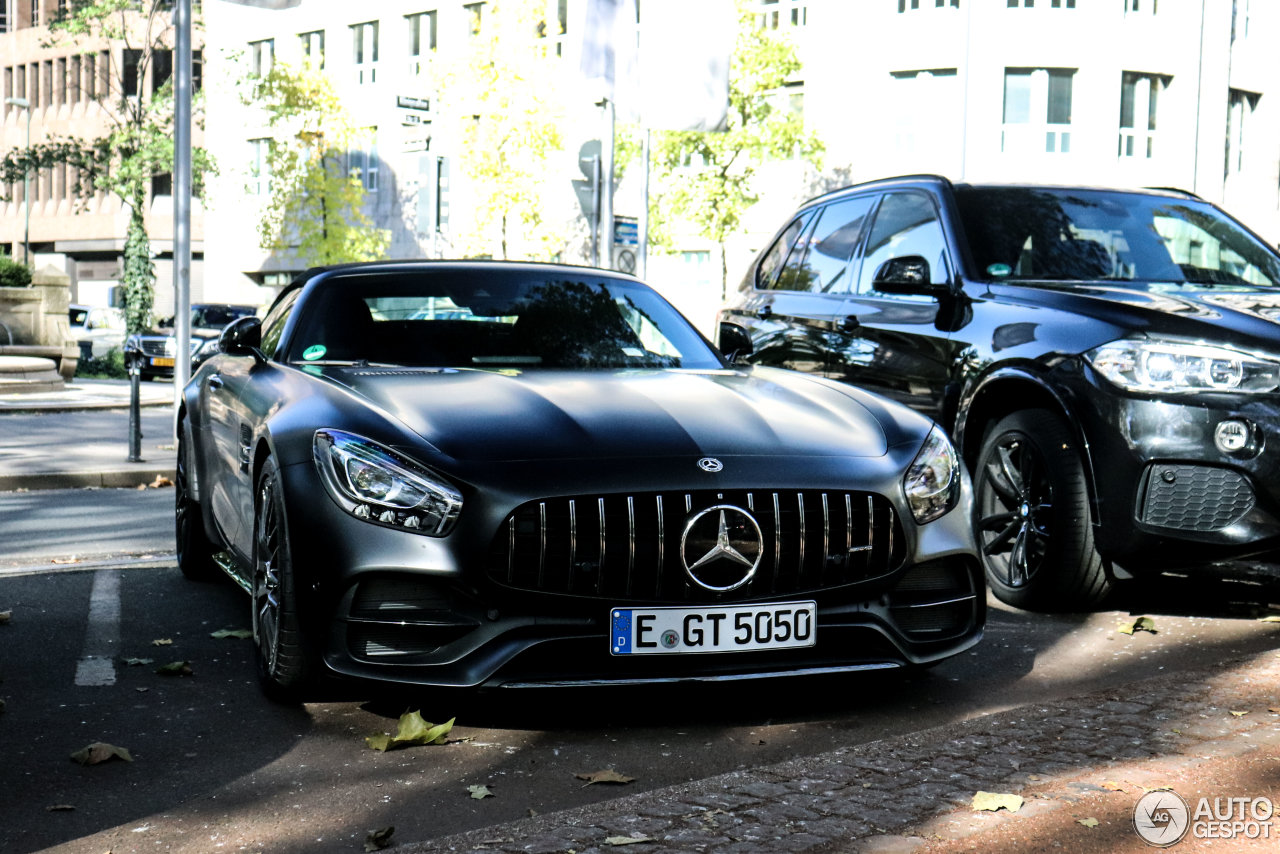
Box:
974 409 1110 611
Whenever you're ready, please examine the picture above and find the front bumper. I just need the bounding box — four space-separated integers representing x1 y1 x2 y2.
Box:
1075 369 1280 570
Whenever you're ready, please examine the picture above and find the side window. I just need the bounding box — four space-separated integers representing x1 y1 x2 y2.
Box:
260 289 300 357
803 196 876 294
857 192 951 296
755 211 814 290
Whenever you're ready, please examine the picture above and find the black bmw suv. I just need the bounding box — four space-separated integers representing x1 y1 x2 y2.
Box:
719 175 1280 611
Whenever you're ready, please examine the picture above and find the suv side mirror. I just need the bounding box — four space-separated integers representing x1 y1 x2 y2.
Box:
219 315 263 359
718 321 754 364
873 255 943 295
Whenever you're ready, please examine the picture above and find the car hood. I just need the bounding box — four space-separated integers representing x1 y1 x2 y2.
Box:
320 367 896 463
988 279 1280 348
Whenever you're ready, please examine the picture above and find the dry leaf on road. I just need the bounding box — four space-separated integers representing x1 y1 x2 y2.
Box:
70 742 133 766
366 711 455 752
972 791 1023 813
468 784 494 799
576 769 636 786
1078 817 1100 828
1118 616 1157 635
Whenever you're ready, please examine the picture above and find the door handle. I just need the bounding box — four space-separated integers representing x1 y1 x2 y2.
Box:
207 375 224 391
839 315 860 333
756 304 773 320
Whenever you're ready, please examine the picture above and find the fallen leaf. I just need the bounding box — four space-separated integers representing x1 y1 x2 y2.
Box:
122 658 154 666
468 784 494 799
50 557 80 565
364 826 395 852
604 837 653 846
366 712 455 752
151 638 173 646
576 769 636 786
45 804 75 812
1078 817 1100 828
972 791 1023 813
1230 710 1249 717
136 484 147 491
210 628 253 640
1118 616 1157 635
1101 781 1126 792
155 661 193 677
70 742 133 765
148 475 174 489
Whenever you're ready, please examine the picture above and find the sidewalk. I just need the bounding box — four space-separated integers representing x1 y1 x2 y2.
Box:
0 378 177 491
404 649 1280 854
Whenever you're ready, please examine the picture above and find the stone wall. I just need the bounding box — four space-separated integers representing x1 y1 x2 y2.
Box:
0 265 78 379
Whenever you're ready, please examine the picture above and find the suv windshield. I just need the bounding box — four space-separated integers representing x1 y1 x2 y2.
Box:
955 187 1280 287
287 271 722 370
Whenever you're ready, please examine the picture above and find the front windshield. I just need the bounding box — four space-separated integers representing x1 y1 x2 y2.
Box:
285 269 723 370
954 187 1280 287
192 305 257 328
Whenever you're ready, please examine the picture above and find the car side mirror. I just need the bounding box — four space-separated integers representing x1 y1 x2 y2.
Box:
872 255 943 295
718 321 754 364
219 315 264 359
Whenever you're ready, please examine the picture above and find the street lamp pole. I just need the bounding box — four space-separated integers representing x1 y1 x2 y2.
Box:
4 97 31 266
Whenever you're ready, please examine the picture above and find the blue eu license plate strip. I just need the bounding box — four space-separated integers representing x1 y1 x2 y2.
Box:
610 602 816 655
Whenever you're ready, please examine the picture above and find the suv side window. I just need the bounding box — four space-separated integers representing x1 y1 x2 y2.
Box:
756 211 815 290
856 192 951 296
260 289 300 358
807 195 876 294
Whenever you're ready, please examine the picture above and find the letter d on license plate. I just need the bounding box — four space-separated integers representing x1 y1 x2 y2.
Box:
610 602 816 655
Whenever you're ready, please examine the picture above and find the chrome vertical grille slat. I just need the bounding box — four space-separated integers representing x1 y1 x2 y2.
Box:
488 489 903 601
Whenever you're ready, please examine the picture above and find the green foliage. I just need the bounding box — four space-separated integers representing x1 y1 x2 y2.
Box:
243 62 389 266
435 0 569 260
0 251 32 288
122 197 155 333
649 2 823 289
75 346 128 379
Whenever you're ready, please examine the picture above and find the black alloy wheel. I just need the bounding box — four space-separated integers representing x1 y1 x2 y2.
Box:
974 409 1110 611
175 416 219 581
252 456 313 701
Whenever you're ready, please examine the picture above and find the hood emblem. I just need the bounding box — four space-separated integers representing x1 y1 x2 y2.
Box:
697 457 723 472
681 505 763 592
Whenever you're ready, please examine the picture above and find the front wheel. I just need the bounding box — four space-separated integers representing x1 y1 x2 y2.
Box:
252 457 314 701
973 409 1110 611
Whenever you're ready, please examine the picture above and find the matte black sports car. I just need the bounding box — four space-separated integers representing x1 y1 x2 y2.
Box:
177 261 984 698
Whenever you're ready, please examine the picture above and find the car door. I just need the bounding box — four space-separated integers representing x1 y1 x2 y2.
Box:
826 190 961 422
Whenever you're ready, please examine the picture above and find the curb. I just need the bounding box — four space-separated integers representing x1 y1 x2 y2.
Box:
0 467 177 492
398 649 1280 854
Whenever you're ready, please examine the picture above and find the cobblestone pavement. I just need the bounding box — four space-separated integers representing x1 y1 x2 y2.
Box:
402 649 1280 854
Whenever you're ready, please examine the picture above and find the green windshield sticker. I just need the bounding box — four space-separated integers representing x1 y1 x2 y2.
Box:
987 263 1012 277
302 344 327 361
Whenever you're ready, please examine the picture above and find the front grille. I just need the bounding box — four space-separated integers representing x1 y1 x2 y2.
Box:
486 489 904 602
1139 464 1255 532
139 339 169 357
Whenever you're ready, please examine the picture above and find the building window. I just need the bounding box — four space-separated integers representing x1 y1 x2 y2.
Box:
300 29 325 69
68 55 79 102
758 0 806 27
29 62 39 107
1003 67 1075 155
1119 72 1163 159
1007 0 1033 6
151 172 171 199
1050 0 1075 6
84 53 95 99
29 0 37 26
0 0 9 34
248 138 271 196
1124 0 1156 13
249 39 274 76
463 2 484 39
348 128 378 192
1226 89 1257 177
153 49 172 93
123 48 141 97
407 11 435 75
351 21 379 84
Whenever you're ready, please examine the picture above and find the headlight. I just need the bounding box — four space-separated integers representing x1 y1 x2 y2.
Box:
313 429 462 536
1087 340 1280 394
904 426 960 524
163 338 178 356
193 338 219 358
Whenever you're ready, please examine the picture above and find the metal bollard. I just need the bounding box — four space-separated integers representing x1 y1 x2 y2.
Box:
125 338 143 462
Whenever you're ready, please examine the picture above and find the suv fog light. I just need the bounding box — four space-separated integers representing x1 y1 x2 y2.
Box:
1214 419 1251 454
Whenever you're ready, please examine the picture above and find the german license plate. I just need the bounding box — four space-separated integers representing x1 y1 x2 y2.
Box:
610 602 816 655
150 357 175 367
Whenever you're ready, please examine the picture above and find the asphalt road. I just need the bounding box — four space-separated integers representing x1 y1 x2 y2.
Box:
2 551 1279 854
0 487 175 568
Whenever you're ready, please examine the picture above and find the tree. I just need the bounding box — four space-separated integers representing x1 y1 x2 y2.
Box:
242 61 389 267
0 1 213 334
648 3 823 293
434 0 570 260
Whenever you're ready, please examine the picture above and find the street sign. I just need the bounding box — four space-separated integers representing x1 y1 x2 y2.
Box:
614 216 638 246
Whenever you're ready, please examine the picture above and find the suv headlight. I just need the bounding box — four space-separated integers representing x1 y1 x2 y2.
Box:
904 426 961 524
313 429 462 536
1087 340 1280 394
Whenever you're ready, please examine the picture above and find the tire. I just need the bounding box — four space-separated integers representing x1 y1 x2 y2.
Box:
175 419 219 581
973 409 1111 611
252 456 314 701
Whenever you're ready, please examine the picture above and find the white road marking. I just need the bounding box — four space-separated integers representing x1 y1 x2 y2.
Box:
75 569 121 687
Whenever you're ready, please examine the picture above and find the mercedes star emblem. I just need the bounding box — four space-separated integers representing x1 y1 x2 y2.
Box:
680 505 763 592
697 457 723 472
